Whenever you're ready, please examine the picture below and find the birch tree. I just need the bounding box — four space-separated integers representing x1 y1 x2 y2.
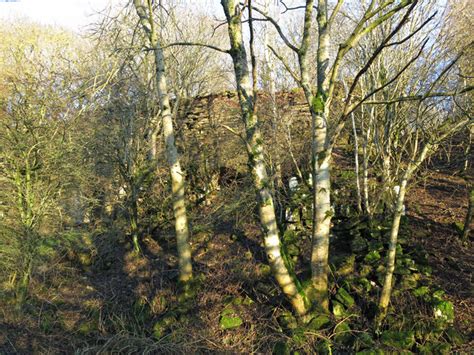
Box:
254 0 424 310
133 0 193 282
220 0 308 315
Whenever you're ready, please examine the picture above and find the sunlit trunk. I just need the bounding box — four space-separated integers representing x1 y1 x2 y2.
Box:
154 48 193 282
378 144 430 323
462 187 473 241
351 111 362 213
134 0 193 282
221 0 307 316
309 0 331 311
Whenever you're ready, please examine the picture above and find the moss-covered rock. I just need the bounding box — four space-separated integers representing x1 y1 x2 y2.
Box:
351 235 368 253
334 321 352 345
153 314 177 338
335 287 355 308
307 314 331 331
418 342 451 354
219 307 243 330
381 330 415 350
400 273 420 290
444 327 466 346
364 250 381 264
278 311 298 331
336 254 356 276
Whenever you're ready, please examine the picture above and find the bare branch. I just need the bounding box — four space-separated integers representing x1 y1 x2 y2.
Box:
162 42 230 54
249 5 299 53
268 45 301 85
364 85 474 105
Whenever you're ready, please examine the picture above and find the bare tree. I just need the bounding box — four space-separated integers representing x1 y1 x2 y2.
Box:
133 0 193 282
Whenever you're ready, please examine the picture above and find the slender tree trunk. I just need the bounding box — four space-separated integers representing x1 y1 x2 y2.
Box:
378 144 431 323
309 0 332 311
263 3 284 225
377 173 408 320
351 109 362 213
462 186 473 241
134 0 193 282
463 126 472 173
130 188 140 253
362 121 371 216
221 0 307 316
154 48 193 282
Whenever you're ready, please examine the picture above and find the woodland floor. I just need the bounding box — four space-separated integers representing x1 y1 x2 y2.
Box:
0 159 472 354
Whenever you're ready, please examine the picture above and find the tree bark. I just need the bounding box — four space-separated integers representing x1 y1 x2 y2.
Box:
134 0 193 282
378 144 430 323
309 0 332 311
462 186 473 241
221 0 307 316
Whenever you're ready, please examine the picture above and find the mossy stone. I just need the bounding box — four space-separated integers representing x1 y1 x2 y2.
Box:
364 250 381 264
381 330 415 350
335 287 355 308
307 314 330 330
351 235 368 253
220 307 243 330
337 254 356 276
445 327 466 345
334 321 352 345
273 341 290 355
278 311 298 330
332 301 346 319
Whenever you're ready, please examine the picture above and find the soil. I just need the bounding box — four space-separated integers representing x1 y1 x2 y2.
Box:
0 162 472 353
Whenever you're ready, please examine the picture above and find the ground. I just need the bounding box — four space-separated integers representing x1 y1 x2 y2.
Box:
0 163 472 353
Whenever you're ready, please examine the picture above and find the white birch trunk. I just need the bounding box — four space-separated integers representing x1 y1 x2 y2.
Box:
134 0 193 282
308 0 332 311
378 144 431 320
362 121 371 216
222 0 307 315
